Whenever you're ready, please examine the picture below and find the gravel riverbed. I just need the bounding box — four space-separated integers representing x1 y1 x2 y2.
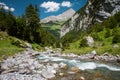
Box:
0 48 120 80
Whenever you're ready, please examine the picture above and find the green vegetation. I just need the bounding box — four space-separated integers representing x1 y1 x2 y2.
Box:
61 11 120 55
0 32 25 60
0 0 120 60
0 4 58 47
0 4 59 60
42 21 64 38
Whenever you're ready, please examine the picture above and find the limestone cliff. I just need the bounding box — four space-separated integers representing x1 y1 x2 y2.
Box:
60 0 120 37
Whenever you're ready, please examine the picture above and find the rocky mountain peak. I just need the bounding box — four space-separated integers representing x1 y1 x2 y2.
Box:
41 8 75 23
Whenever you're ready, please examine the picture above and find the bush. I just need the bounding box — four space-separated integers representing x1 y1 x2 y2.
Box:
105 28 111 38
80 38 88 47
11 39 27 48
112 34 120 43
112 26 120 43
91 33 102 41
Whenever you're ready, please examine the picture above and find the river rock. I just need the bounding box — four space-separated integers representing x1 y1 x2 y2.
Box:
70 67 79 72
68 66 79 74
59 73 64 76
1 57 16 70
79 76 85 80
113 44 119 48
0 72 46 80
69 53 78 57
59 62 67 69
91 50 97 55
117 58 120 63
25 42 32 49
31 52 40 56
41 69 55 79
103 52 109 56
61 77 68 80
47 65 56 74
53 63 59 69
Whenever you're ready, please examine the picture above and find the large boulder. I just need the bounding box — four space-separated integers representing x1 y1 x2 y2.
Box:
91 50 97 56
41 69 55 79
86 36 94 47
113 44 119 48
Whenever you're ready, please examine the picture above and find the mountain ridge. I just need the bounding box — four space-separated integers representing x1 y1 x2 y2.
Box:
41 8 75 23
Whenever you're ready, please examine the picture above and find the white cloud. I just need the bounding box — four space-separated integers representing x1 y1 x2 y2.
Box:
61 1 72 7
0 2 15 12
40 1 60 13
9 8 15 12
3 5 9 10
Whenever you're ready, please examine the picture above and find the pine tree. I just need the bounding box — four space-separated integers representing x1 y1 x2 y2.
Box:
25 4 40 42
25 4 40 31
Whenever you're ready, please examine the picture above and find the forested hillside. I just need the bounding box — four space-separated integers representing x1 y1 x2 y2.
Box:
0 4 57 47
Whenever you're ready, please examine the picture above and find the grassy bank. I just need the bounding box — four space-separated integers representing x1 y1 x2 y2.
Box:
0 32 25 60
63 28 120 56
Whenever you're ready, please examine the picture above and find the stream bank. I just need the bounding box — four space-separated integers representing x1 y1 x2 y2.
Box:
0 48 120 80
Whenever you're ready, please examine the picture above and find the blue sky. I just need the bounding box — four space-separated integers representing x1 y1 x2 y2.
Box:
0 0 87 19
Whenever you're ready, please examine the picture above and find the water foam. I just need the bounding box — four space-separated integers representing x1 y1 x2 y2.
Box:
77 62 97 70
97 64 120 71
38 55 120 71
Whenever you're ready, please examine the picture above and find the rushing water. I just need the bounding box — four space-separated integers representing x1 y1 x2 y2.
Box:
38 54 120 80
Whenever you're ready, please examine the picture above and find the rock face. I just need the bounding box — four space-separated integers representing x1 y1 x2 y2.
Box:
60 0 120 37
41 8 75 23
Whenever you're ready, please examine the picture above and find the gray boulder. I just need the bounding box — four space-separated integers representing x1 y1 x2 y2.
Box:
113 44 119 48
86 36 94 47
41 69 55 79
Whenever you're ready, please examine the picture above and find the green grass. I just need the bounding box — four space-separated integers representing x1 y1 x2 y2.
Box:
63 27 120 56
64 43 120 56
48 25 61 30
32 43 44 51
0 32 25 60
62 11 120 56
41 21 64 38
0 40 24 60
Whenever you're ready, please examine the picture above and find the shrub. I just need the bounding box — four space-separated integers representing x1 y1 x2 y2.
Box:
91 33 102 41
105 28 111 38
80 38 88 47
112 34 120 43
11 39 27 48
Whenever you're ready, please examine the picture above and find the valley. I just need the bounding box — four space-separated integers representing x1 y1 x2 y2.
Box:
0 0 120 80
